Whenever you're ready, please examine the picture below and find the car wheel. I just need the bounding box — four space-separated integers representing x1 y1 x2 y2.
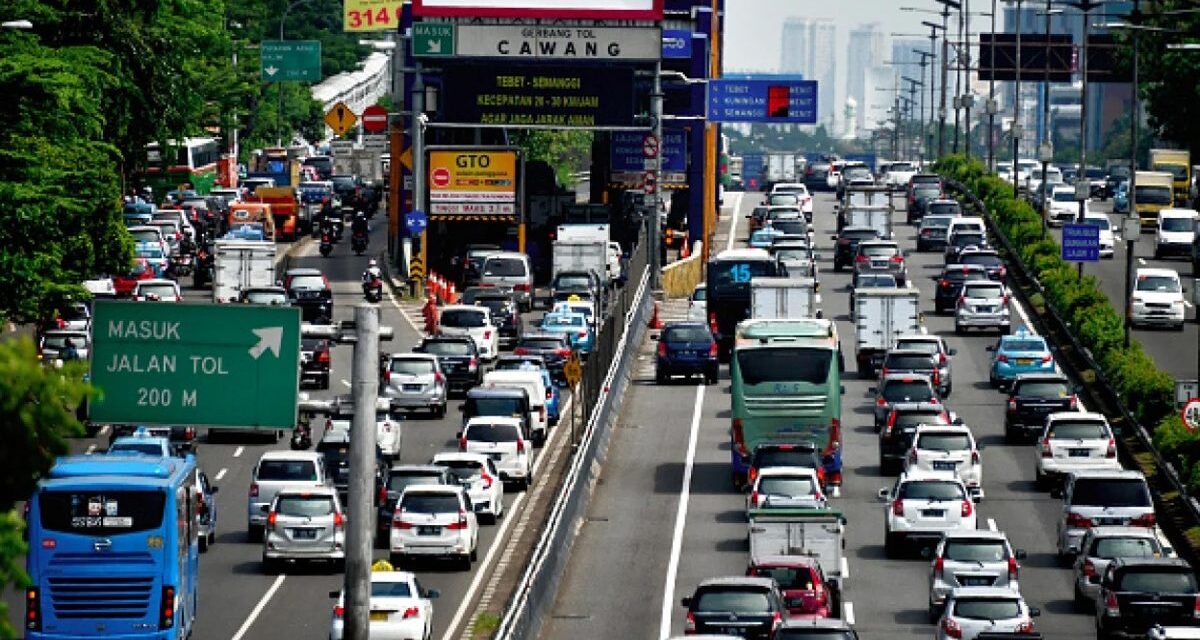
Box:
199 535 209 553
1035 468 1048 490
656 370 668 385
470 546 478 562
247 525 264 543
459 554 472 571
1074 584 1091 612
954 323 965 335
928 604 941 623
435 404 447 419
320 375 330 390
884 532 901 559
261 556 280 574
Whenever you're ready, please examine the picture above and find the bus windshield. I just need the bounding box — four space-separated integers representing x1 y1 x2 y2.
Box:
39 490 166 535
736 348 833 385
709 260 777 295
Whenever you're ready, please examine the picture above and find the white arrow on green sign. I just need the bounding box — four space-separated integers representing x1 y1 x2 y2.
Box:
89 301 302 429
413 23 455 57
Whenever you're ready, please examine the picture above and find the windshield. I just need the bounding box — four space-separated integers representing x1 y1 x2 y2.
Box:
917 432 971 451
390 358 435 376
276 495 335 518
1092 537 1158 559
1154 164 1189 180
468 397 524 417
664 326 712 343
1017 381 1072 398
944 540 1007 562
895 340 939 355
130 230 162 244
544 315 585 329
289 275 326 290
388 472 444 493
1118 570 1197 594
1083 217 1111 231
694 590 771 613
953 598 1022 620
691 288 707 302
890 162 915 172
38 490 166 535
923 216 954 229
861 245 899 258
899 481 964 500
952 233 985 247
928 203 959 215
1136 275 1181 293
244 291 287 305
914 185 941 196
1135 186 1173 205
881 380 935 402
736 348 834 386
1003 339 1045 352
483 258 526 277
441 309 486 328
768 194 800 205
109 443 163 456
709 260 778 291
775 249 810 262
138 283 177 298
257 460 318 482
436 461 483 484
519 338 565 351
1071 479 1150 507
1048 420 1108 439
423 341 473 356
1161 217 1194 232
401 493 460 514
371 581 413 598
961 254 1003 268
750 566 817 590
894 411 948 429
555 275 592 289
755 448 818 469
963 284 1004 299
773 220 807 235
758 476 819 497
465 423 521 442
886 354 936 370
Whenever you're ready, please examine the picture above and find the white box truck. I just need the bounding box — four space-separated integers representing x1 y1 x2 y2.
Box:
854 287 923 376
844 205 894 240
751 277 820 320
557 223 620 283
212 239 276 303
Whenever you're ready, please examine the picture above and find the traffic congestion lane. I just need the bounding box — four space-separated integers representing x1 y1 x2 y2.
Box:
1047 200 1197 381
623 191 1097 638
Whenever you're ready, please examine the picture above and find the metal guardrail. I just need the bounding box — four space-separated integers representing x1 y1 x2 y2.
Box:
495 230 654 640
944 177 1200 556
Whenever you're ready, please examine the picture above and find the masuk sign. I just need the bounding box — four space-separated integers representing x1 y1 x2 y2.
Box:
455 25 661 61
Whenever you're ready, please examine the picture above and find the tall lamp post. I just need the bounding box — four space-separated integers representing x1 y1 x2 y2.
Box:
903 77 924 157
1005 0 1025 198
277 0 312 147
913 50 935 165
988 0 999 171
934 0 962 158
1063 0 1104 278
1036 5 1062 239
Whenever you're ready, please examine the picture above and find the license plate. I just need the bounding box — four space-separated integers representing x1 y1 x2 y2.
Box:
1069 448 1091 457
402 384 423 392
1097 517 1124 525
1017 358 1033 366
417 525 440 536
976 306 995 313
933 461 958 471
961 577 992 587
292 528 316 539
300 353 312 363
922 509 946 518
370 612 389 622
488 452 503 461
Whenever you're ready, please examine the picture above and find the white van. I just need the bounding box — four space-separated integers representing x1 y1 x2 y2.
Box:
438 305 499 360
481 370 549 444
946 216 986 242
1130 267 1185 330
1155 208 1198 260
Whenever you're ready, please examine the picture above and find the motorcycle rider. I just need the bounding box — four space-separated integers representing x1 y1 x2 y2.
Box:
351 210 368 236
362 259 382 286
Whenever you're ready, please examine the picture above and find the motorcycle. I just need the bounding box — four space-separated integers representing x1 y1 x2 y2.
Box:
170 252 194 277
192 247 213 289
289 424 312 450
363 277 383 303
351 230 368 255
319 233 333 257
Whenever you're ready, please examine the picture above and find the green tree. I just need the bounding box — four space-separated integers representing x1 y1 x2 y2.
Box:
1126 2 1200 156
510 130 594 186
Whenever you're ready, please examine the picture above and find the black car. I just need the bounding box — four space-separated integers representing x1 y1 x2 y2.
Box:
804 162 832 191
655 322 719 384
879 402 951 474
879 350 941 387
317 430 385 503
958 248 1007 282
1004 374 1078 442
747 442 823 488
907 175 944 221
300 338 331 389
413 336 481 393
831 226 882 271
550 270 603 305
681 576 787 640
514 334 571 382
944 231 990 265
1095 558 1200 639
933 264 990 313
330 174 362 205
474 293 523 348
283 268 333 322
917 215 956 252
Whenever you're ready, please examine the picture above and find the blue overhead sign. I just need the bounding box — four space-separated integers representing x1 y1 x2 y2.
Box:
610 131 687 173
1061 223 1100 262
707 79 818 123
662 29 693 59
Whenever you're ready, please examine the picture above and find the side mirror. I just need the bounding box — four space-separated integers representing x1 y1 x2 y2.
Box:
1050 486 1063 499
1029 607 1042 618
877 487 890 500
425 589 441 599
947 348 958 356
210 486 219 494
985 345 995 352
680 597 692 608
1015 549 1028 560
329 590 341 599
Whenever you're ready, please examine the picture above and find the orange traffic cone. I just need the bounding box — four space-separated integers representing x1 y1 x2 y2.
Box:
679 238 690 259
447 283 457 305
648 301 663 329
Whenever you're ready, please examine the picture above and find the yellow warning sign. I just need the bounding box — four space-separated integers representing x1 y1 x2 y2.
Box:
398 146 413 171
409 255 426 279
563 353 583 388
325 101 357 137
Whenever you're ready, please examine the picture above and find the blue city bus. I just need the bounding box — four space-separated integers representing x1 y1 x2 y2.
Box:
25 454 199 639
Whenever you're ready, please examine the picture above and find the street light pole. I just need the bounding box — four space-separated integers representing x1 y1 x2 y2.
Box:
913 50 935 166
278 0 311 147
1038 3 1060 240
935 0 961 158
1010 0 1024 198
988 0 998 171
1067 0 1102 279
921 20 947 160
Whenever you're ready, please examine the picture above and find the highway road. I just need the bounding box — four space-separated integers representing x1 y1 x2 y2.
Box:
1047 199 1197 382
5 218 570 640
542 191 1098 639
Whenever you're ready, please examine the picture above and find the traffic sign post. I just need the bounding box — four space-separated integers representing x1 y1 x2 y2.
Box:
89 301 302 429
707 78 818 123
564 353 583 448
1061 223 1100 263
405 209 428 235
413 22 455 57
261 40 322 82
361 104 388 133
1183 398 1200 432
325 102 358 137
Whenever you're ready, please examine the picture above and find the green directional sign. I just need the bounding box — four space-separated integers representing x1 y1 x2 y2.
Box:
89 301 302 429
413 22 455 57
261 40 322 82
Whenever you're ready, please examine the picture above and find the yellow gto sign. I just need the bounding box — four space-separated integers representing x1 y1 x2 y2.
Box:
427 150 518 216
344 0 406 32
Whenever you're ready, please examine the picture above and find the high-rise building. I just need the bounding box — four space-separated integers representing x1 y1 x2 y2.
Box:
778 18 838 129
847 24 885 135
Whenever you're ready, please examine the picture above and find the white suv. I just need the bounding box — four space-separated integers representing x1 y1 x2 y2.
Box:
458 417 532 489
745 466 826 514
388 485 478 570
954 280 1010 335
1034 412 1121 487
431 452 505 523
1054 470 1156 558
928 530 1025 620
1131 267 1186 329
1154 208 1198 260
438 305 499 360
905 425 984 500
880 470 978 558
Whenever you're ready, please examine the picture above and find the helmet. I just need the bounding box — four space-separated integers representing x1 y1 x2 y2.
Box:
368 259 377 268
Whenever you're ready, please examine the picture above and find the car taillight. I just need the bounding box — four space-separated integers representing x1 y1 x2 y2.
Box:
1016 620 1035 634
892 498 904 517
468 358 478 370
483 330 492 340
1066 512 1094 528
1040 438 1053 458
514 283 531 292
939 352 947 365
956 295 966 307
708 311 719 334
481 473 494 489
890 255 904 263
685 610 696 633
1007 397 1017 413
748 467 759 485
1106 438 1117 458
514 347 529 355
25 588 40 632
996 354 1009 363
402 606 420 619
732 418 748 458
249 482 259 497
517 439 525 453
1104 591 1120 617
660 341 672 356
378 485 388 503
435 372 446 385
1130 513 1156 527
971 450 980 464
876 396 886 407
459 436 467 451
1041 353 1053 364
334 605 345 618
749 490 759 507
1069 395 1078 409
555 348 571 358
855 255 869 263
940 279 952 288
267 511 277 527
884 412 897 435
447 510 469 530
1008 557 1020 580
1193 594 1200 619
1082 559 1097 577
709 342 719 357
772 610 782 628
932 370 940 386
318 350 330 364
160 586 175 630
879 367 889 378
392 515 413 529
333 512 344 528
961 500 973 517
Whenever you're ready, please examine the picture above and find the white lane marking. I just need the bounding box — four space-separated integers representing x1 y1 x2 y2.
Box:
987 518 998 532
85 444 96 455
1137 257 1146 265
658 385 706 640
230 574 286 640
725 192 744 252
844 602 856 626
98 425 111 437
840 556 850 580
386 281 426 336
233 446 244 458
341 379 352 388
1185 301 1194 309
215 468 227 482
440 396 574 640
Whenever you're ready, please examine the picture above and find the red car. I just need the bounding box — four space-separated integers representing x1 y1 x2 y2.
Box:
113 258 156 297
747 555 833 618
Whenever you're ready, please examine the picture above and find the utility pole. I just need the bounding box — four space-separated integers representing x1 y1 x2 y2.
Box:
988 0 998 171
914 49 935 166
651 62 663 289
954 0 964 153
934 0 961 158
1011 0 1024 198
1037 2 1059 239
1068 0 1102 278
278 0 311 148
412 64 427 292
963 0 973 161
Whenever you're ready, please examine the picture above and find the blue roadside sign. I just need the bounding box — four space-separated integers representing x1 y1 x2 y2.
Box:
707 79 818 123
1061 223 1099 262
610 131 687 173
405 209 428 235
662 29 693 59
